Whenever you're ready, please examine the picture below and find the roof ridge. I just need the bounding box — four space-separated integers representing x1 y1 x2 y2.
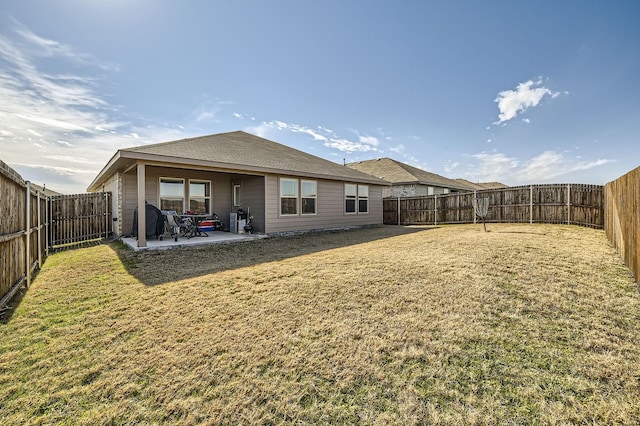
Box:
125 130 247 152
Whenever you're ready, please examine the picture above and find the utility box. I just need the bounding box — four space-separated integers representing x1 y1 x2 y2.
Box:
229 212 237 233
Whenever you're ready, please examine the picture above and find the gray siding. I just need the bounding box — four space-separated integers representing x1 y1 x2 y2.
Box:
122 166 237 236
265 175 383 234
102 172 121 235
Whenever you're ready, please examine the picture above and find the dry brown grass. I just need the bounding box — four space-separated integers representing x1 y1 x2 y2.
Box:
1 224 639 424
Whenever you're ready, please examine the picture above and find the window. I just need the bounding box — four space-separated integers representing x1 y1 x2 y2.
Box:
280 178 298 215
345 184 357 214
301 180 317 215
159 178 184 213
345 183 368 214
189 180 211 214
358 185 369 213
233 184 242 207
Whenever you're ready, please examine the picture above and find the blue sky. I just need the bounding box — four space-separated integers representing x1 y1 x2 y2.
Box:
1 1 638 194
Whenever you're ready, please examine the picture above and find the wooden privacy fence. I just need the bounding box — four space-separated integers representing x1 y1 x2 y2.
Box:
0 160 112 313
605 166 640 283
384 184 604 229
50 193 112 250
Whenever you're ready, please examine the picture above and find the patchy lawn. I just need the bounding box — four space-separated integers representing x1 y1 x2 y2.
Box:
1 224 639 424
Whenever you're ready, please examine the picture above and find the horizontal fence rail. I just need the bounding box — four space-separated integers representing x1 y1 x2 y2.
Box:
384 184 604 229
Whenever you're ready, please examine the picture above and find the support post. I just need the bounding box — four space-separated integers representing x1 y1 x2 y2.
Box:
25 181 31 287
137 163 147 248
397 196 400 226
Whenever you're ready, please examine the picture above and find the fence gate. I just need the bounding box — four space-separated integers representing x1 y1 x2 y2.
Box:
49 192 112 250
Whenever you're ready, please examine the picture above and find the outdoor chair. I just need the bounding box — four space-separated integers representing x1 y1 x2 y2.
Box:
162 211 192 242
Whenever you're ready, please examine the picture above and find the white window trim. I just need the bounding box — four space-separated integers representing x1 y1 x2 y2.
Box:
345 183 369 215
233 183 242 207
188 179 211 214
159 177 185 213
345 183 357 215
358 184 369 214
301 179 317 216
280 177 299 216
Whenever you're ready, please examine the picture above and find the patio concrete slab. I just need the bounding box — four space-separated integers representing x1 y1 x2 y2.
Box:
121 231 266 251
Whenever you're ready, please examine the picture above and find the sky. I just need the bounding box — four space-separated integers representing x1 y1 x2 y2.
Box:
1 1 639 194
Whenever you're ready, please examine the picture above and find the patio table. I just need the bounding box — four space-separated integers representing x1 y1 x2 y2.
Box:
180 214 210 238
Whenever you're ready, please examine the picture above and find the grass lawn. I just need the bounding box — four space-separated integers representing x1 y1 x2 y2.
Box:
1 224 639 424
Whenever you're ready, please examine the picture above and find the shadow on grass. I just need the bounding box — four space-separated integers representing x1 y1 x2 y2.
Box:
113 225 433 286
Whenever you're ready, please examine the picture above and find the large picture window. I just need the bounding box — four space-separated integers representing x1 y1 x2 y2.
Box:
160 178 185 213
301 180 317 215
189 180 211 214
280 178 298 215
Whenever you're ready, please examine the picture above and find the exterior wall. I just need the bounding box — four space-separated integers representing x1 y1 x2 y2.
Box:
121 166 237 236
101 172 121 236
265 174 383 234
118 165 382 236
236 175 265 233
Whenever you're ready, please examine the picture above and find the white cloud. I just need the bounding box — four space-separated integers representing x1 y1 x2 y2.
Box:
232 112 243 119
246 119 380 154
0 20 189 193
493 78 560 124
324 137 377 153
466 152 520 182
359 135 379 147
444 160 460 173
390 144 405 153
517 151 613 182
466 150 613 184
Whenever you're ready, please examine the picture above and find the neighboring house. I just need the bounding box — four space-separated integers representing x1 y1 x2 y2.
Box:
88 131 388 248
30 183 62 197
453 178 508 191
346 157 474 198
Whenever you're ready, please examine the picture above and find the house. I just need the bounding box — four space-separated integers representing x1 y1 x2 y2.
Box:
346 157 474 198
453 178 508 191
88 131 388 248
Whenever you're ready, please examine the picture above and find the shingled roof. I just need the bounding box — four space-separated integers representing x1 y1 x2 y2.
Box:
88 131 387 191
346 158 473 191
454 178 508 190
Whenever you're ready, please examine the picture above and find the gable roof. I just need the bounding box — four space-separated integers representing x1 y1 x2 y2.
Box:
88 131 387 191
454 178 508 190
346 157 473 191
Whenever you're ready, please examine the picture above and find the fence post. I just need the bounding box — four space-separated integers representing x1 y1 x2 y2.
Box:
434 194 438 226
530 185 533 224
397 196 400 226
105 192 110 239
567 184 571 225
37 190 42 269
473 191 477 225
45 194 49 256
25 181 31 288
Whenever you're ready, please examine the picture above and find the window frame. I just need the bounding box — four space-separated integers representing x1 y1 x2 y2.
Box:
301 180 317 215
188 179 211 214
159 177 185 214
345 183 357 214
358 184 369 214
233 183 242 207
279 177 299 216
